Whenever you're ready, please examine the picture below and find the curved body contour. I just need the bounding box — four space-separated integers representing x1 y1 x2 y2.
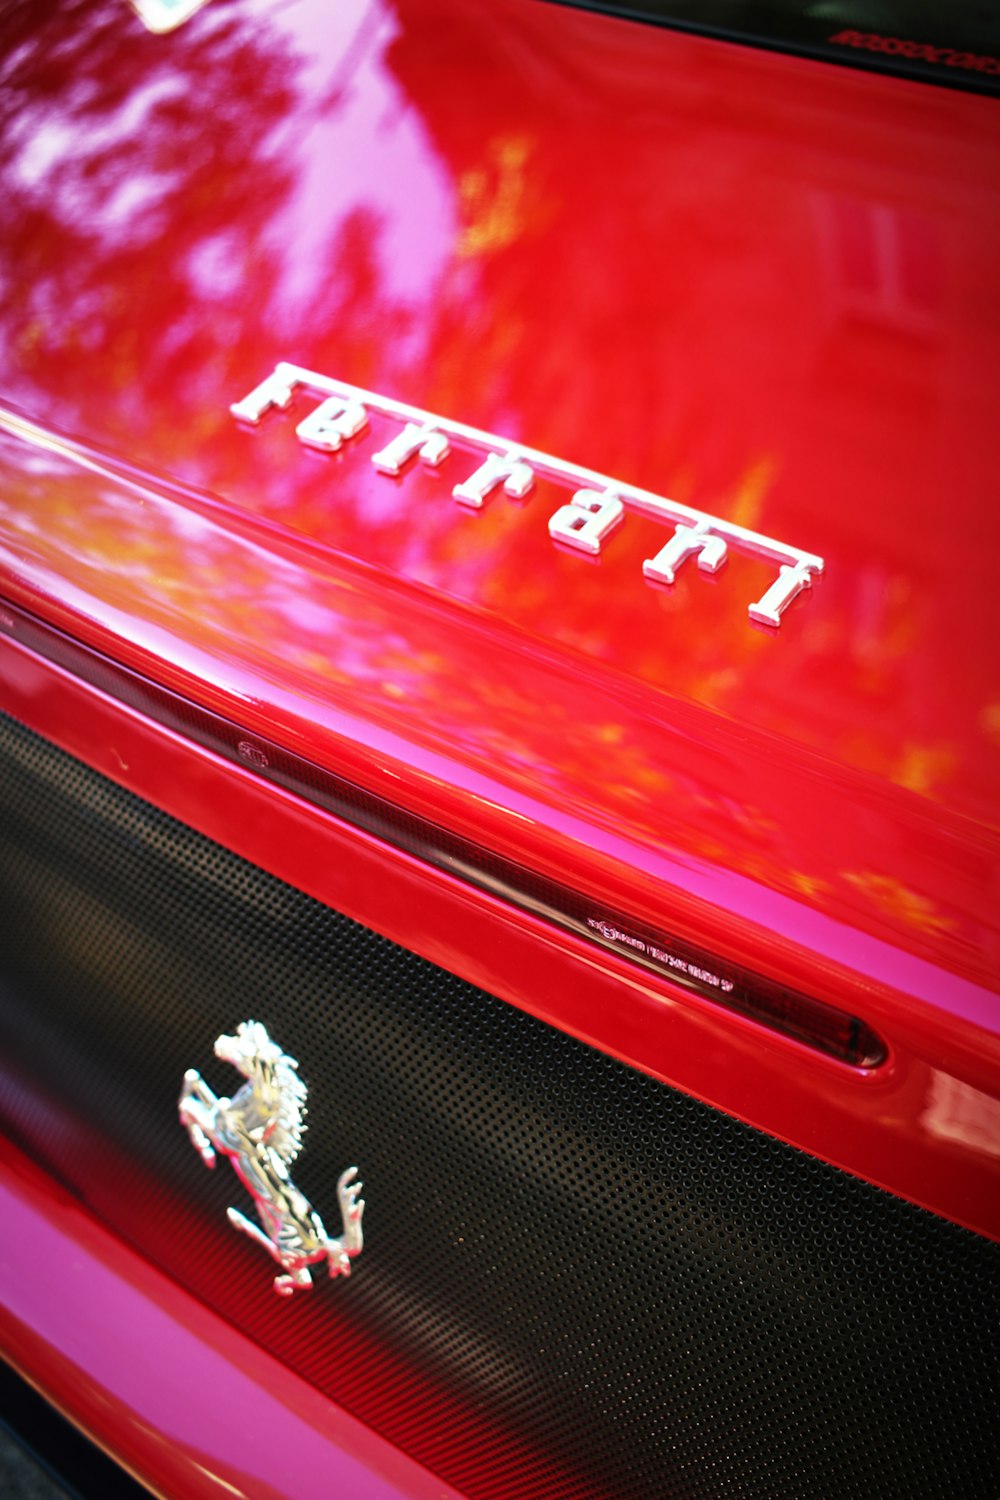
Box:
1 0 999 1494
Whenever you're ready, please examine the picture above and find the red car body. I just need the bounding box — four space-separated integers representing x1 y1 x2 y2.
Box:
1 1 998 1494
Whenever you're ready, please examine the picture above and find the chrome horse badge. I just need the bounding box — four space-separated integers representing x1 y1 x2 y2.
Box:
179 1021 364 1295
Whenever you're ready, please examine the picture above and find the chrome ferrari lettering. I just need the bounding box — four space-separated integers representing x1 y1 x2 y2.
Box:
230 363 824 627
230 370 298 425
643 520 728 585
749 561 815 627
549 488 624 554
372 421 450 475
179 1021 364 1296
295 395 368 453
453 449 534 509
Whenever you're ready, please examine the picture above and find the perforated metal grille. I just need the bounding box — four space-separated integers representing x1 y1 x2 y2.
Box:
1 708 998 1500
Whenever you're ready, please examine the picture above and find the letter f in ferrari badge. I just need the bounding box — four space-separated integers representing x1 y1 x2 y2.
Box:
179 1021 364 1295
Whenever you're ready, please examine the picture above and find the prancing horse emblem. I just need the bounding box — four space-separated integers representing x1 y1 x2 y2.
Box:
179 1021 364 1295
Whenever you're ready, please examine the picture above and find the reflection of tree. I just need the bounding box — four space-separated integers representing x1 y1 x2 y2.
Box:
377 3 814 774
377 0 994 966
380 4 784 687
0 0 301 447
389 1 996 779
1 0 992 972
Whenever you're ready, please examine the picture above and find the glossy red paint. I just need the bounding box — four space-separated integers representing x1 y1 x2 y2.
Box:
0 0 999 1216
0 1141 463 1500
1 0 999 975
0 0 999 1457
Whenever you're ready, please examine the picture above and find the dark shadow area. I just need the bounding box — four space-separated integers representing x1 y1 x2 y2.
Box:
0 1359 148 1499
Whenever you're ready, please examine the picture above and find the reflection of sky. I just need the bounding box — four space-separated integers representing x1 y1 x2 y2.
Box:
266 0 456 330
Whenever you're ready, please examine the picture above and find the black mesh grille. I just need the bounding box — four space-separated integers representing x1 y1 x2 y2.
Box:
1 707 998 1500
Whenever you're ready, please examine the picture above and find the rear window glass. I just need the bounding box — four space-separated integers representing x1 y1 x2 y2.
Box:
556 2 1000 94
